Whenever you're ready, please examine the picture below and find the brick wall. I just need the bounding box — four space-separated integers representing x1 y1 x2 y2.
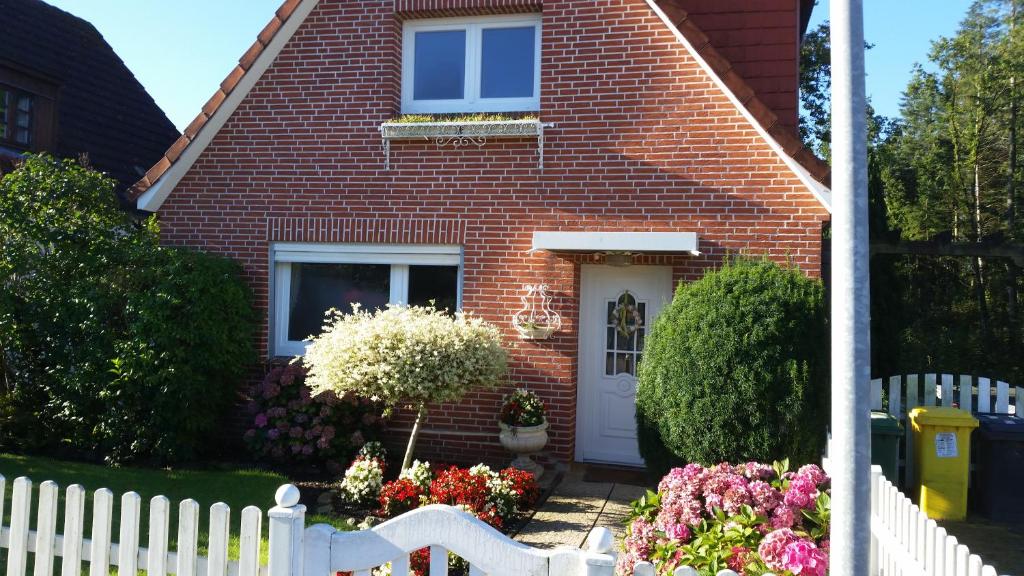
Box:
155 0 828 467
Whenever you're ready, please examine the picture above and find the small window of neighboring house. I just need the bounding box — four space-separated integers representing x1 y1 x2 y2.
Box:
0 86 34 148
402 15 542 114
272 243 463 356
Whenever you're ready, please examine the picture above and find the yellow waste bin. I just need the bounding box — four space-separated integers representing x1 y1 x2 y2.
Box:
909 406 979 520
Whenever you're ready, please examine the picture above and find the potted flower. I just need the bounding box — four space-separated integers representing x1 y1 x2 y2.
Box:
498 389 548 478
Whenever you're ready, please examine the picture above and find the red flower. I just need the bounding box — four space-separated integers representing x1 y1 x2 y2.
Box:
500 467 540 510
378 479 424 518
429 466 490 511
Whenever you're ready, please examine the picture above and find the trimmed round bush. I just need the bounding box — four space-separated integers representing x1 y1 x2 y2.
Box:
636 258 828 473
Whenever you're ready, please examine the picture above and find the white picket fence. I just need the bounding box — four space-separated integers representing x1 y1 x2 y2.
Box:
869 467 1007 576
0 474 617 576
0 470 1010 576
869 373 1021 488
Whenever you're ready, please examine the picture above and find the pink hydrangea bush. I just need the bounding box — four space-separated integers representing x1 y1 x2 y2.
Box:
243 361 385 473
618 461 830 576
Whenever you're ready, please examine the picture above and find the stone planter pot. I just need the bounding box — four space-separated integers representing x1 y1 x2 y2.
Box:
498 419 548 478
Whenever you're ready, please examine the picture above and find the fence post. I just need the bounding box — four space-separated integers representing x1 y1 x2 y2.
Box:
269 484 306 576
869 466 881 576
581 527 616 576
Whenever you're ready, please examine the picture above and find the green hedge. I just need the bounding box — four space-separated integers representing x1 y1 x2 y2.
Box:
636 258 829 474
0 155 255 464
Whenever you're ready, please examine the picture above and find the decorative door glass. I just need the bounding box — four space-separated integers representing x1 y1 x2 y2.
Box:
604 291 646 376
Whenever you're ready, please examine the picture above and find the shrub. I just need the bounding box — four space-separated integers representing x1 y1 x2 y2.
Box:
243 361 383 473
0 155 256 464
617 461 831 576
107 246 256 463
304 305 507 469
636 258 828 473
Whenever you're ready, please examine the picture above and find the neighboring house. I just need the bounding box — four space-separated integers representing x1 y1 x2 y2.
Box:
0 0 179 197
130 0 832 468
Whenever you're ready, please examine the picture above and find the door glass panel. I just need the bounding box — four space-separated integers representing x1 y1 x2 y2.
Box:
480 26 536 98
408 265 459 312
604 290 646 376
413 30 467 100
288 263 390 341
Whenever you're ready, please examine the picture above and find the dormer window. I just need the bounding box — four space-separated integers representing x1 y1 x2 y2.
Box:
402 15 541 114
0 86 34 148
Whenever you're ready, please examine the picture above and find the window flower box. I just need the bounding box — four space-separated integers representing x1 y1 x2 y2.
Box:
379 119 552 169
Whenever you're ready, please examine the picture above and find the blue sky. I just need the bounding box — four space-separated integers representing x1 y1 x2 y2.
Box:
46 0 972 131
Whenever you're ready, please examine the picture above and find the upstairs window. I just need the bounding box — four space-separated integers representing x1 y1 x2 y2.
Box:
402 15 542 114
0 86 34 148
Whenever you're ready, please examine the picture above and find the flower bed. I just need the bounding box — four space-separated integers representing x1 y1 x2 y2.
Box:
618 461 830 576
337 458 540 576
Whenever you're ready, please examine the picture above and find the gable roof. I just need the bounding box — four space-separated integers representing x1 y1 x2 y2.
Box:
0 0 180 194
131 0 832 212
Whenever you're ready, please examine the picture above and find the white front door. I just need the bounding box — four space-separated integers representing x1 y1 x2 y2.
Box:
576 265 673 467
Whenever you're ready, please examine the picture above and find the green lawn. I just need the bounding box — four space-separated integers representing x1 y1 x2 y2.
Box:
0 454 348 566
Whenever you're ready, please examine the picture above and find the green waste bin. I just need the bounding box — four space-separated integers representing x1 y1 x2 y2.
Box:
871 411 902 483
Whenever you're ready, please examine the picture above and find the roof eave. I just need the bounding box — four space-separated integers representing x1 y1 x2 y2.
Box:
647 0 832 213
134 0 320 212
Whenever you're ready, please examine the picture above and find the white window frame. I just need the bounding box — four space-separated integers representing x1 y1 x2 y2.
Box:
401 14 542 114
271 243 463 356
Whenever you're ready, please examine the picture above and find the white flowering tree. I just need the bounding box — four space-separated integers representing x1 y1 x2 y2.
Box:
305 305 508 470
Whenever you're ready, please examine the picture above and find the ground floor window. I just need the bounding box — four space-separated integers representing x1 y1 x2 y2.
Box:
272 243 462 356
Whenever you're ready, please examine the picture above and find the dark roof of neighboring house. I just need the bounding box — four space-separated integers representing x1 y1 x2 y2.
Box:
0 0 180 194
128 0 830 205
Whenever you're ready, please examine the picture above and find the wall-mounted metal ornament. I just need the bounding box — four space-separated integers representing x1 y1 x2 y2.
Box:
512 284 562 340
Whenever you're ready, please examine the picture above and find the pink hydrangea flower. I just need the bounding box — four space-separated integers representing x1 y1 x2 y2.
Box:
722 483 752 515
781 538 829 576
742 462 776 480
784 475 820 510
758 528 801 570
663 522 691 542
727 546 751 572
797 464 829 486
749 480 782 516
771 505 797 529
254 413 268 428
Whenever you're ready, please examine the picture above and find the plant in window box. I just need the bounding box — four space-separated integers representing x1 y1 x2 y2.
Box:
498 389 548 478
511 284 561 340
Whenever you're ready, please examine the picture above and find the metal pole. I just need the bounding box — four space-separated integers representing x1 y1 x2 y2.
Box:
830 0 871 574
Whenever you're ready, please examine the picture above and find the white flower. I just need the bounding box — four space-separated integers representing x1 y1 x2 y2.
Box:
339 457 385 503
399 460 433 490
469 463 497 478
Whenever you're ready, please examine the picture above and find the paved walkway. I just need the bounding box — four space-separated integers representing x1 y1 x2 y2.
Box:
514 466 649 550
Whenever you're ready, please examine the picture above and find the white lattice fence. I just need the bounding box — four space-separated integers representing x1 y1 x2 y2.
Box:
869 373 1020 488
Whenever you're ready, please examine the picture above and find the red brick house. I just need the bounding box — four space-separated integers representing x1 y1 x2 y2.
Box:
130 0 832 468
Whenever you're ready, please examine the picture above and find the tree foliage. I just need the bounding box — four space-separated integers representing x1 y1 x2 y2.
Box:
304 305 507 468
0 155 255 464
635 259 829 473
799 2 1024 382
